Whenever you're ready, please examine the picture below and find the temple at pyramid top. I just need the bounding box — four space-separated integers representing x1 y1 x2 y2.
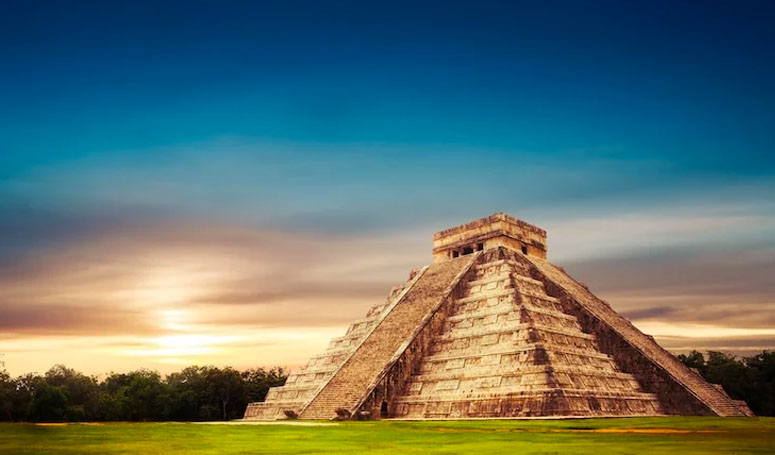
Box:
433 212 547 262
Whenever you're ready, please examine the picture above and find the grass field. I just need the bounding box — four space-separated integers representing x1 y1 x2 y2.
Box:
0 417 773 454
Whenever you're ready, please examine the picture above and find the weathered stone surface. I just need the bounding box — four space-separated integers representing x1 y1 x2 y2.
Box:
244 213 753 420
299 254 478 419
243 278 419 420
379 250 662 419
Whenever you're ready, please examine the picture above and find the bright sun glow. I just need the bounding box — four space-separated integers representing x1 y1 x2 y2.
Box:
157 309 191 331
126 334 238 358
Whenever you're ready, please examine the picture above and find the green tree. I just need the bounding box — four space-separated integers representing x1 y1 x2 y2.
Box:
1 363 288 422
27 383 69 422
677 350 706 373
703 351 749 402
6 373 38 421
166 366 209 420
0 368 13 420
102 370 169 421
207 367 245 420
95 387 130 421
742 351 775 416
44 365 99 420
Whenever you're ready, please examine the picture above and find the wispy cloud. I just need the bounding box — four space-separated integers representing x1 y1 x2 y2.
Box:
0 212 431 374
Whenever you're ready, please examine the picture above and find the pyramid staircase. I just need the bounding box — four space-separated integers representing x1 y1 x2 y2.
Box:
392 252 662 418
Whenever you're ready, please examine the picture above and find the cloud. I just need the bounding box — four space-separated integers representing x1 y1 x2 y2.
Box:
0 141 773 375
0 302 152 336
0 209 431 374
620 306 675 320
656 335 775 354
545 208 775 262
0 212 427 337
651 330 775 357
191 280 398 306
563 244 775 331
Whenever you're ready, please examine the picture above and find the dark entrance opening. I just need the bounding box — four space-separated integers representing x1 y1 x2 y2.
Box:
380 401 388 418
521 245 528 255
462 246 474 255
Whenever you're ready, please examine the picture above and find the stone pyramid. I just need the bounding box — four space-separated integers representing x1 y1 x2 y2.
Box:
244 213 752 419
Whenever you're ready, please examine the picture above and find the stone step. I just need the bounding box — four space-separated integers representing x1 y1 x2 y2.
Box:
281 376 329 389
423 342 615 364
446 305 519 323
250 399 305 406
310 346 355 359
455 289 559 305
464 273 512 288
291 364 338 375
243 400 306 420
454 289 512 305
540 345 615 361
413 364 555 381
465 270 545 288
267 382 319 392
394 389 660 404
435 322 529 341
463 282 512 296
436 321 596 343
424 342 544 362
408 364 638 384
450 297 564 320
447 302 575 324
344 316 379 335
530 324 596 340
521 304 576 321
473 258 531 272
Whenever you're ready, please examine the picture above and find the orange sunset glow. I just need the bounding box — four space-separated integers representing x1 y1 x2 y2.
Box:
2 205 773 376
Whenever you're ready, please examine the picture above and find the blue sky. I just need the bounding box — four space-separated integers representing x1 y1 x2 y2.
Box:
0 1 773 375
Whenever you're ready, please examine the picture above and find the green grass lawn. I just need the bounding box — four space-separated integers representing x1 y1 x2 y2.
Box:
0 417 773 454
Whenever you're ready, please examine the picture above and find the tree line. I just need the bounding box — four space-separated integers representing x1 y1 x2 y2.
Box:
1 350 772 421
0 363 286 422
677 350 774 416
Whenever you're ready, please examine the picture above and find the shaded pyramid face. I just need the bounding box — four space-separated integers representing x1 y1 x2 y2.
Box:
245 214 752 420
